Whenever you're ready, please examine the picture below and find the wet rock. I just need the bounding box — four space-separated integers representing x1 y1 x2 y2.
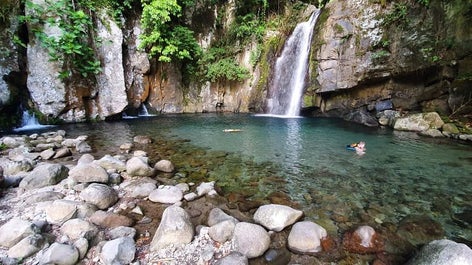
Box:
418 129 444 138
69 163 109 183
60 218 99 241
126 156 154 177
209 219 236 243
39 243 79 265
19 163 69 190
154 159 175 173
0 157 34 175
76 141 92 153
442 123 460 134
133 135 152 144
53 147 72 158
0 218 40 248
405 239 472 265
208 208 239 226
288 221 327 253
24 191 65 204
80 183 118 209
100 237 136 265
343 225 383 254
89 210 134 228
45 199 78 225
40 148 56 160
150 206 194 251
196 181 217 196
148 185 183 204
7 234 45 259
397 215 445 247
106 226 136 240
120 177 157 198
95 155 126 172
214 251 248 265
253 204 303 232
233 222 270 259
264 248 291 265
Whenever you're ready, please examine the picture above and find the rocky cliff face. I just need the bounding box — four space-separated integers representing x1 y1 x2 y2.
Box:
0 0 470 127
307 0 472 125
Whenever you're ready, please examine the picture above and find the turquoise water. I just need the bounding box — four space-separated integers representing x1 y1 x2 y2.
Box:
61 113 472 243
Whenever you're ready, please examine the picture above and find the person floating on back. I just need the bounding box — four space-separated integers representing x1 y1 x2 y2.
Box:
346 141 366 155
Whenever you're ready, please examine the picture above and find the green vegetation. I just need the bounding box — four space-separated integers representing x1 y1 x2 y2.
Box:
0 0 19 24
18 0 135 80
383 2 409 28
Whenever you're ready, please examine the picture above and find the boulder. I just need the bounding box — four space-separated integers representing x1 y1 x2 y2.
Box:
397 215 444 247
25 191 65 204
69 163 109 183
89 210 134 228
60 219 99 241
133 135 152 144
0 157 34 175
45 199 79 225
74 238 89 260
148 185 183 204
39 243 79 265
154 159 175 173
80 183 118 209
442 123 460 134
287 221 327 253
95 155 126 172
120 177 157 198
76 141 92 153
150 206 194 251
233 222 270 259
100 237 136 265
0 218 40 248
40 148 56 160
106 226 137 240
207 208 239 226
52 147 72 159
126 156 154 177
393 112 444 132
209 220 236 243
406 239 472 265
253 204 303 232
19 163 69 190
7 234 45 259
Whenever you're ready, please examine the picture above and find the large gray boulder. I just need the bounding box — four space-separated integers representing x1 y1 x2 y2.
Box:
233 222 270 259
120 177 157 198
100 237 136 265
60 218 99 241
39 243 79 265
0 218 40 248
150 206 194 251
80 183 118 209
393 112 444 132
7 234 45 259
253 204 303 232
19 163 69 190
45 199 79 225
69 163 109 183
95 155 126 172
406 239 472 265
287 221 327 253
148 185 183 204
126 156 154 177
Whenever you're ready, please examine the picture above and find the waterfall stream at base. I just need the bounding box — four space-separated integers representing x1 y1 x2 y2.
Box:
268 10 320 117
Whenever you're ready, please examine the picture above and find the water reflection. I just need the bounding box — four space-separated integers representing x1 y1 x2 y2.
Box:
284 118 303 176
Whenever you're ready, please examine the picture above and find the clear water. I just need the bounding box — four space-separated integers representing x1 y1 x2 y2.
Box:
59 113 472 243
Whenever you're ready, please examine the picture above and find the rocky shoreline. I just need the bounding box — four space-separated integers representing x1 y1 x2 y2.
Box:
0 130 471 265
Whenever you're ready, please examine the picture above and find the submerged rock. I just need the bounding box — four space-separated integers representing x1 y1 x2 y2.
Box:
343 225 383 254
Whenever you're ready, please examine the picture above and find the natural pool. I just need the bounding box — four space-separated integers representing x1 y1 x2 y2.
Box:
58 113 472 247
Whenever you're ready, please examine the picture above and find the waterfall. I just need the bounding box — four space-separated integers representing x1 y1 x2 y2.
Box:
14 110 53 132
138 103 156 117
268 10 320 117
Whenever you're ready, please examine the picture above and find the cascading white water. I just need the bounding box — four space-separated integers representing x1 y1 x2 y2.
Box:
14 110 53 132
268 10 320 117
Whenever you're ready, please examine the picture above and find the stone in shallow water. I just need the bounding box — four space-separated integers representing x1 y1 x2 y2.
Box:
343 225 383 254
233 222 270 259
397 215 444 247
405 239 472 265
287 221 326 253
253 204 303 232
